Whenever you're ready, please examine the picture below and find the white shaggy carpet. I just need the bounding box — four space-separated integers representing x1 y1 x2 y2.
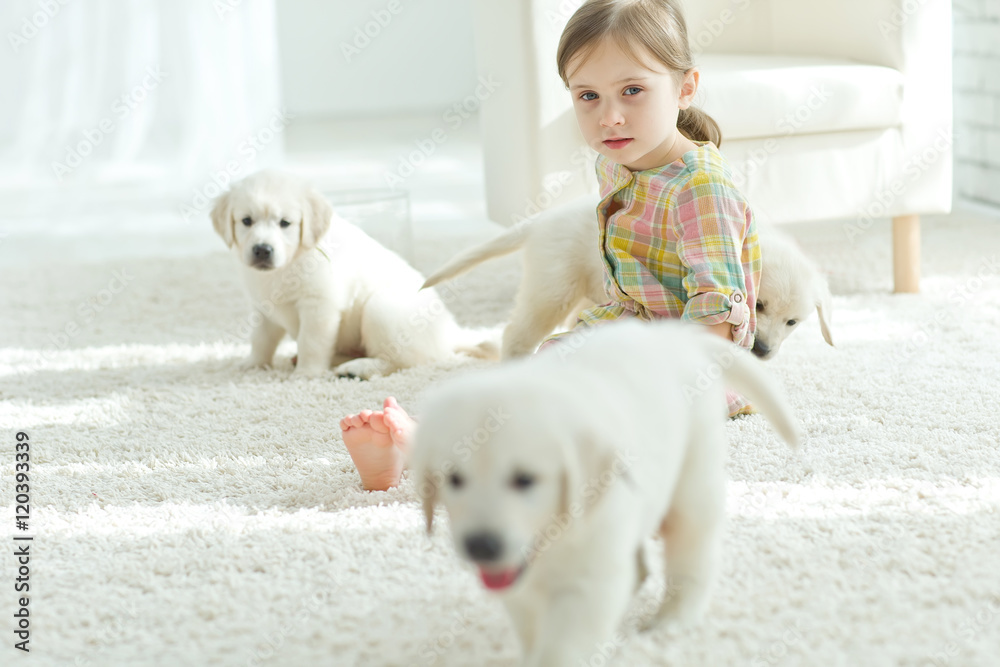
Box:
2 212 1000 667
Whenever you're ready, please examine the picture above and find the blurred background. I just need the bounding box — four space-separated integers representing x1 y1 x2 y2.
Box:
0 0 484 266
0 0 997 268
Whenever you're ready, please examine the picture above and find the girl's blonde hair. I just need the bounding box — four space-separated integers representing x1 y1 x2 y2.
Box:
556 0 722 146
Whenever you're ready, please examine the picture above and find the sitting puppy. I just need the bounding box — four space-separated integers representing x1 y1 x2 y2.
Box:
422 196 833 359
411 320 800 667
211 170 497 378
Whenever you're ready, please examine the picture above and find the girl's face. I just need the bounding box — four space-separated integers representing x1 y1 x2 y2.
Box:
566 38 698 171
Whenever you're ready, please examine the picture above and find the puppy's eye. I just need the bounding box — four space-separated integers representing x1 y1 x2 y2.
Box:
786 319 798 327
280 219 291 228
448 473 464 489
756 301 766 313
511 472 536 490
242 217 252 227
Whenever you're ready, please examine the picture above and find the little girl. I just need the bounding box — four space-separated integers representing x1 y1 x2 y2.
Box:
342 0 759 491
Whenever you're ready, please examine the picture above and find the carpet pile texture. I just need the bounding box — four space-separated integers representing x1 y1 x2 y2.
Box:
1 213 999 666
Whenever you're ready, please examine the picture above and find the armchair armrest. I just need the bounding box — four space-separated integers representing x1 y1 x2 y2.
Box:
765 0 953 216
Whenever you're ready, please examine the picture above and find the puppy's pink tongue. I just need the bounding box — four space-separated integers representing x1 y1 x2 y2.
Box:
479 567 520 590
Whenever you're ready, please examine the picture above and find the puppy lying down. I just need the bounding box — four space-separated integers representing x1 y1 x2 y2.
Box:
211 170 497 379
411 320 800 666
422 196 833 360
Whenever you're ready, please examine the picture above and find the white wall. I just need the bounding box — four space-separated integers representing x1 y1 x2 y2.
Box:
953 0 1000 207
275 0 479 119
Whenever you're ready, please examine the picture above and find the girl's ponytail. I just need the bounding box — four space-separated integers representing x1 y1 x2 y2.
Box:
677 106 722 147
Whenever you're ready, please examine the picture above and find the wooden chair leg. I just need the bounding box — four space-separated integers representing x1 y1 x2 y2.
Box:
892 214 920 293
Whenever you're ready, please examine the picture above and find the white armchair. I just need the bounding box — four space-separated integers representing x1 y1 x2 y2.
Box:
471 0 953 292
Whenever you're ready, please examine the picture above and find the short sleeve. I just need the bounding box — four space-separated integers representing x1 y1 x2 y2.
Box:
670 170 756 345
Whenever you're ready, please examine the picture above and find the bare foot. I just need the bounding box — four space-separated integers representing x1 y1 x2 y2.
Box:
340 397 417 491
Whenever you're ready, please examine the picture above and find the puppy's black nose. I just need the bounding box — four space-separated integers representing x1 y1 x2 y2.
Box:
752 341 770 359
252 244 273 260
464 532 503 562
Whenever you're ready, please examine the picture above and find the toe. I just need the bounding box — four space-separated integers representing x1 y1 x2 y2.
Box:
368 413 390 434
383 409 402 433
384 404 415 435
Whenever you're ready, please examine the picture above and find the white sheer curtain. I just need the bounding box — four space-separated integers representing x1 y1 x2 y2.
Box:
0 0 283 214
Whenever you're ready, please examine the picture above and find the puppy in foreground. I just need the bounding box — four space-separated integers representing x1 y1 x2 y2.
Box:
411 320 799 666
422 196 834 360
211 170 497 379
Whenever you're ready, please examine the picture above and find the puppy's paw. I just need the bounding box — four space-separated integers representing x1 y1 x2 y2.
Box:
642 585 708 633
333 357 391 380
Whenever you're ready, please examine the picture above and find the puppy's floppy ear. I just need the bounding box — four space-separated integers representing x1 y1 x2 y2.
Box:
558 431 621 517
814 275 834 347
407 434 439 534
301 188 333 250
210 189 236 248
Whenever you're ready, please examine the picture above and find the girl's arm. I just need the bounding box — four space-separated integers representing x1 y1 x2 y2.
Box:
671 171 759 347
705 321 733 341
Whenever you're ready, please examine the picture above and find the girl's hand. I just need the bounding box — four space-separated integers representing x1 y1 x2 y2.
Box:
704 321 733 341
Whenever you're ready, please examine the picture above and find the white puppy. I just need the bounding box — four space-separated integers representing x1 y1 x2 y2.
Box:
752 225 833 359
211 170 497 378
422 196 833 360
411 320 800 666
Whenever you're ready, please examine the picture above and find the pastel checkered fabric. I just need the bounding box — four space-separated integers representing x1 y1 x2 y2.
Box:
541 142 760 416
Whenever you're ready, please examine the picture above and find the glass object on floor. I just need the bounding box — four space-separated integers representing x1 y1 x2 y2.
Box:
324 188 413 262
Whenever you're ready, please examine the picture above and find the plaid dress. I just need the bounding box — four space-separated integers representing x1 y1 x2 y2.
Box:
541 141 761 416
